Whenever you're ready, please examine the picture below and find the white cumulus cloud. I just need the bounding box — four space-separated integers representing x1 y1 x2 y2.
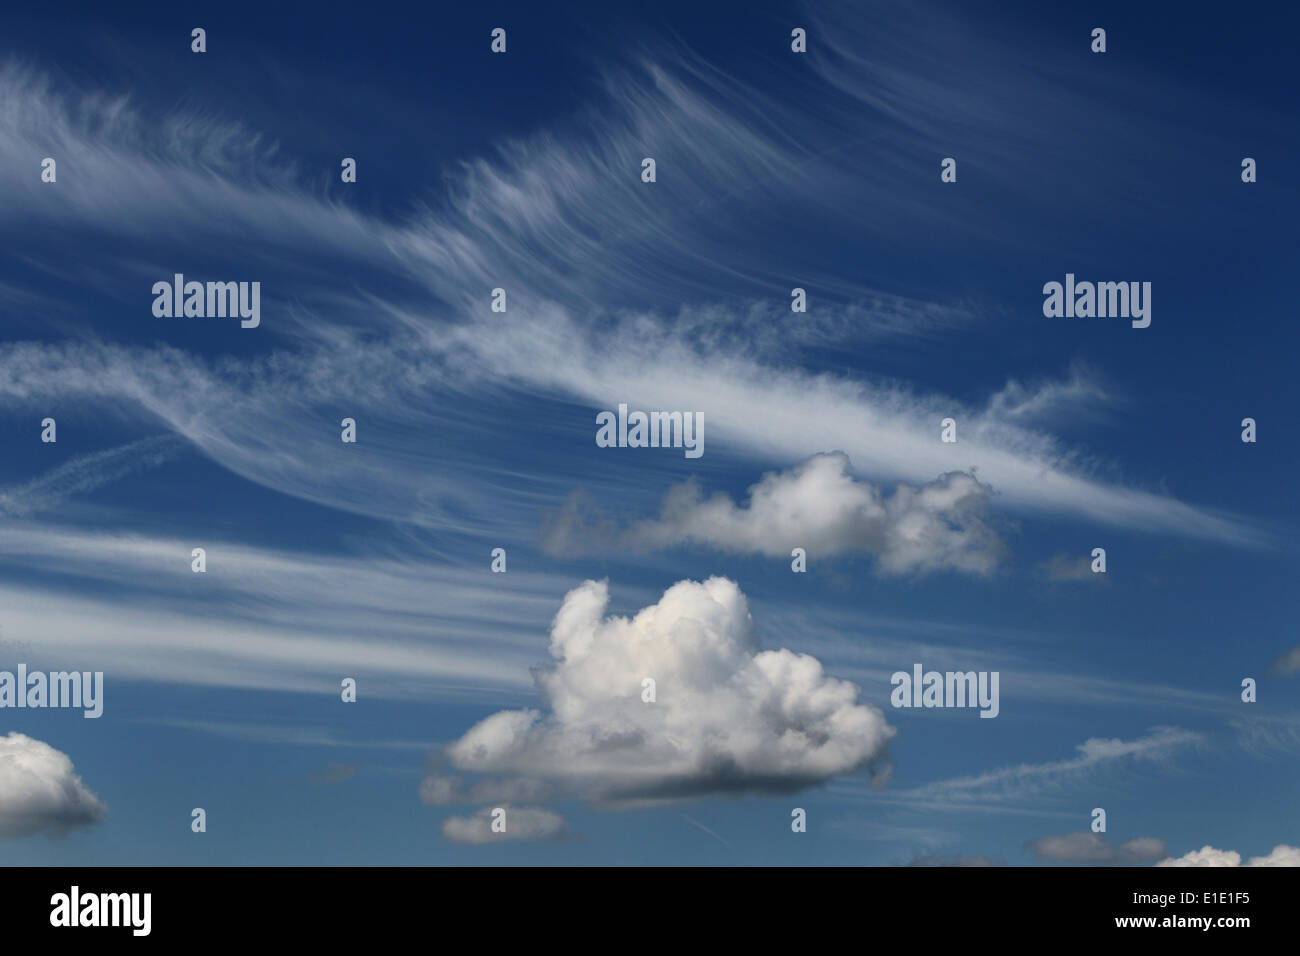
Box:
1156 844 1300 867
440 806 566 844
544 453 1005 575
1025 831 1166 864
422 576 895 815
0 732 107 837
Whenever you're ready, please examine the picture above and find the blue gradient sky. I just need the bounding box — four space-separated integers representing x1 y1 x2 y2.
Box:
0 0 1297 865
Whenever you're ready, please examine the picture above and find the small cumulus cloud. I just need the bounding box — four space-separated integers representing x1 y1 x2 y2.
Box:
0 732 107 838
440 806 566 844
543 453 1006 576
1156 844 1300 867
1267 646 1300 677
1025 831 1166 864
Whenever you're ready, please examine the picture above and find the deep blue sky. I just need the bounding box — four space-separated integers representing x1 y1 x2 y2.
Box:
0 0 1296 865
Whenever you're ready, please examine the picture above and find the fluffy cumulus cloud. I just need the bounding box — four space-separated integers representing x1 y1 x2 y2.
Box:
543 453 1005 575
1024 831 1166 864
422 577 895 838
441 807 566 845
0 732 107 837
1156 844 1300 867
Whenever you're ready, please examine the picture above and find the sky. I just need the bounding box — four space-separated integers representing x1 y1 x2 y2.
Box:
0 0 1297 866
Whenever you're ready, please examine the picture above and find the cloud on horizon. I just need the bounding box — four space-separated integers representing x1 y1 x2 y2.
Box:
1024 831 1166 864
1156 844 1300 867
0 733 107 838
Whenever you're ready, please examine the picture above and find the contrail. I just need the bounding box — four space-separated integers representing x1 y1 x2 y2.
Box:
682 815 731 849
0 434 184 517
